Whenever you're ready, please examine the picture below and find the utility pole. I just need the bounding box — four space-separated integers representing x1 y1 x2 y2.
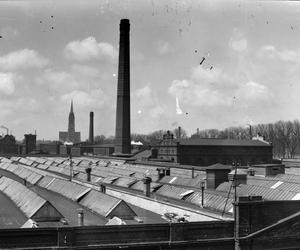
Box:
233 160 240 250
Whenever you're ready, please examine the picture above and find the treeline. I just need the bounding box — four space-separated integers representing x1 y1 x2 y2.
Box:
190 120 300 159
94 120 300 159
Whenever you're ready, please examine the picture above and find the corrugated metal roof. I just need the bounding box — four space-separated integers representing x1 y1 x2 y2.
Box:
36 164 49 170
37 176 55 188
79 190 136 219
79 190 121 217
39 178 91 202
10 156 21 162
159 175 204 188
113 177 138 188
26 157 47 164
0 176 46 218
0 157 12 163
0 163 43 185
216 181 296 200
155 184 194 200
185 191 233 214
102 176 119 184
128 181 162 192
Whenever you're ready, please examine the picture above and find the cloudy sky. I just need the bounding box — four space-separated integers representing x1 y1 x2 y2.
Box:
0 0 300 141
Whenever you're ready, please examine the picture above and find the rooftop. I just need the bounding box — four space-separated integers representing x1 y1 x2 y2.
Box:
176 138 271 147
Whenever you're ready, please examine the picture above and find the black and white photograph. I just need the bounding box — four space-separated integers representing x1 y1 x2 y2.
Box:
0 0 300 249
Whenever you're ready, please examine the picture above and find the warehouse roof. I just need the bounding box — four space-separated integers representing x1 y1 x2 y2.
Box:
0 176 62 220
79 190 137 219
176 138 271 147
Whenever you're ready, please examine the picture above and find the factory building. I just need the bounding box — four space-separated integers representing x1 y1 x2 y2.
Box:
152 131 273 166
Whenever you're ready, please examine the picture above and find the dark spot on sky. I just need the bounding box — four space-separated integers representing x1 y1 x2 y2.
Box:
0 36 2 38
178 28 183 36
186 112 188 115
51 27 54 29
195 50 197 53
51 15 53 18
40 21 42 23
200 57 205 65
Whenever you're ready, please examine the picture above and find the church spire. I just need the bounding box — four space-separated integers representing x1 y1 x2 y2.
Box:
70 99 74 113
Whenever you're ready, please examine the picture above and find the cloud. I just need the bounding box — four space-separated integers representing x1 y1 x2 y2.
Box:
61 89 106 108
229 29 247 52
155 40 172 55
260 45 300 64
0 26 19 39
168 65 270 108
64 37 118 62
132 85 165 118
169 79 232 107
36 69 79 93
236 81 270 101
15 98 38 112
0 49 48 71
0 73 15 95
70 64 100 78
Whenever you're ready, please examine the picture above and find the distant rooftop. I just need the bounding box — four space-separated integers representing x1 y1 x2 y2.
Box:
206 163 232 170
176 138 271 147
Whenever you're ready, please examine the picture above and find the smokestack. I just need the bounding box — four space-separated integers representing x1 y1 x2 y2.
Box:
143 177 152 197
178 126 181 139
115 19 131 154
85 167 91 182
197 128 199 135
89 111 94 144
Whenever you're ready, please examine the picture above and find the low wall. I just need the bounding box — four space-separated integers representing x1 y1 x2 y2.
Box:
0 222 234 249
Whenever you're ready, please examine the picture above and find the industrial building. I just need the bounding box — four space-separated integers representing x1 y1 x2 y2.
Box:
1 155 300 248
152 131 273 166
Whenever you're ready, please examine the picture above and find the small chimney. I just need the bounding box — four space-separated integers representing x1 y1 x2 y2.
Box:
165 168 170 176
100 183 106 193
178 126 181 139
192 167 195 178
206 164 232 189
248 168 255 176
197 128 199 135
85 167 92 182
77 208 84 226
157 168 166 180
143 177 152 197
89 111 94 144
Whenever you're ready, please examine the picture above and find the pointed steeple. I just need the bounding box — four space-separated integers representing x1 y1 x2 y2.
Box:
70 99 74 113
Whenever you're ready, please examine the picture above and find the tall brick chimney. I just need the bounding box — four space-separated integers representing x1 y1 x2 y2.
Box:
115 19 131 154
89 111 94 144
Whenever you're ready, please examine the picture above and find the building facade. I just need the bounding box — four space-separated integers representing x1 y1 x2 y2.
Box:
153 131 273 166
0 134 18 154
59 101 81 143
